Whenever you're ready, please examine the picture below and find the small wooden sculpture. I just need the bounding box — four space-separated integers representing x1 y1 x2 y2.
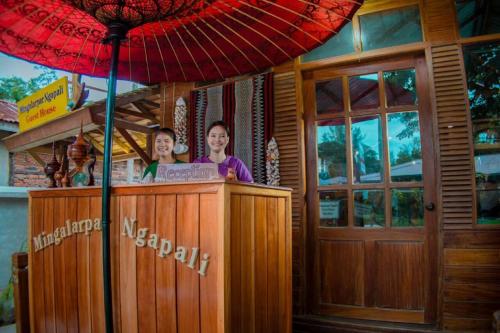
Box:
44 142 60 188
68 125 89 172
68 125 91 187
54 146 70 188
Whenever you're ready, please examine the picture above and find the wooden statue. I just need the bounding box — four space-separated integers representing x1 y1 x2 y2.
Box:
54 146 70 188
44 142 60 188
68 125 91 187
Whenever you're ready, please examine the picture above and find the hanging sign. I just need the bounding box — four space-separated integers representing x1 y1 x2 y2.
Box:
320 200 340 219
154 163 221 183
17 77 69 132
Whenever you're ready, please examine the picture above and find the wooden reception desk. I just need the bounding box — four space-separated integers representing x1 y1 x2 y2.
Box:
28 180 292 333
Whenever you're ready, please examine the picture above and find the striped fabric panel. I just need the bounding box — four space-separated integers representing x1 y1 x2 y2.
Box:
223 82 235 156
194 89 207 159
252 74 266 183
234 78 254 174
204 86 224 154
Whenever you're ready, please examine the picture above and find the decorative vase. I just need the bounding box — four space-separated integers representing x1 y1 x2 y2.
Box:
44 142 60 188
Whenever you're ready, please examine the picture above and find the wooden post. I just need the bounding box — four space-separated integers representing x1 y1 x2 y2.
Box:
12 252 29 333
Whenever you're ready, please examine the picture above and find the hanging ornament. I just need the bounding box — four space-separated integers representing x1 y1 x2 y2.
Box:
266 137 280 186
173 97 189 154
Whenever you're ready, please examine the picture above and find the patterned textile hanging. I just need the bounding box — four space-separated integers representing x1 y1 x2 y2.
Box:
190 72 273 184
174 97 189 154
266 137 280 186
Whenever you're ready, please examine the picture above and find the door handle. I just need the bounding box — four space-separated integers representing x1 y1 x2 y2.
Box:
425 202 435 211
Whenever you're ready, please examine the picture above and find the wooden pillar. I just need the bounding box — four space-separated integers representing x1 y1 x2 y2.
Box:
12 252 30 333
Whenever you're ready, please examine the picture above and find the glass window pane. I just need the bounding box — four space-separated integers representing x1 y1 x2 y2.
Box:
391 189 424 227
477 189 500 224
349 73 379 110
388 112 423 182
303 22 355 62
316 78 344 115
463 42 500 225
359 5 423 51
354 190 385 227
351 116 384 183
455 0 500 38
319 191 348 227
317 120 347 185
384 69 417 107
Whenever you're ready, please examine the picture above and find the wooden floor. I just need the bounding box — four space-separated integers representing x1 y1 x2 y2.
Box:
293 315 492 333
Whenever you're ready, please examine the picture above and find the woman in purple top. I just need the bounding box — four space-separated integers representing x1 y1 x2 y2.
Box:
194 121 254 183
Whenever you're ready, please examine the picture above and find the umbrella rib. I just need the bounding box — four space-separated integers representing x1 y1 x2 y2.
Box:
55 14 94 64
91 42 104 75
205 11 275 66
151 32 170 82
190 11 259 72
165 21 206 81
174 16 224 80
257 0 337 33
157 20 187 81
140 27 152 84
187 17 242 76
72 21 98 73
220 1 308 53
295 0 358 21
29 6 79 62
213 4 293 59
234 0 322 44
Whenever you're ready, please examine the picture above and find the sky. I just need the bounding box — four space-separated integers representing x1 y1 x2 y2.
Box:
0 52 142 102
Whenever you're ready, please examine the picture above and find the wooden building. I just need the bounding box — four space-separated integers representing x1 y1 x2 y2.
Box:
5 0 499 332
272 0 500 332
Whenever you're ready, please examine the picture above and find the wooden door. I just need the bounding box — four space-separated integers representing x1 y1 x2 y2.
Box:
304 56 438 324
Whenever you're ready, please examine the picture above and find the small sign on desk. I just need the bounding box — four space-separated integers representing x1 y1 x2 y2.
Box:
153 163 221 183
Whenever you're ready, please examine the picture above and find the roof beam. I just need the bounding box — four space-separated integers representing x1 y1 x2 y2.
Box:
138 99 160 108
27 150 46 168
116 127 152 165
114 106 158 122
84 134 105 154
3 108 98 152
92 114 154 134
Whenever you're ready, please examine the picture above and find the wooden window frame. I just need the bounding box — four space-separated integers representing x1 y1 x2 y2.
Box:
300 1 426 68
459 38 500 228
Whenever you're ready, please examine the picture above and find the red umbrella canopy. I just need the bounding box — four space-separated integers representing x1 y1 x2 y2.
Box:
0 0 362 84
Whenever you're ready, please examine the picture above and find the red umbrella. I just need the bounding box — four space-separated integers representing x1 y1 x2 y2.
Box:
0 1 362 331
1 0 361 84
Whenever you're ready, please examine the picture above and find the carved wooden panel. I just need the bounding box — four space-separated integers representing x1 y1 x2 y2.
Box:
374 241 425 310
318 241 364 306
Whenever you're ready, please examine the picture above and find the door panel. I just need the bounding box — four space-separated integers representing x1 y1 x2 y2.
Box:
305 56 437 324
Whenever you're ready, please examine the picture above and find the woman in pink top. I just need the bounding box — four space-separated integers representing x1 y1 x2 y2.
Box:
194 121 254 183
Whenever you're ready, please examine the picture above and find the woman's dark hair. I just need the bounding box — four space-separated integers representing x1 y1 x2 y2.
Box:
155 127 177 142
206 120 230 136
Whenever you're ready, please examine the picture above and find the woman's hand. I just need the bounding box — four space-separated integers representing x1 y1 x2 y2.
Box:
226 167 237 181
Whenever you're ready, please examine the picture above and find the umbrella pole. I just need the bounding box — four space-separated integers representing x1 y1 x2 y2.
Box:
102 22 127 333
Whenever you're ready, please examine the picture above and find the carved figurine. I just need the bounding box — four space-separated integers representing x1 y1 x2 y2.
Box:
54 146 70 188
68 125 91 187
44 142 60 188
